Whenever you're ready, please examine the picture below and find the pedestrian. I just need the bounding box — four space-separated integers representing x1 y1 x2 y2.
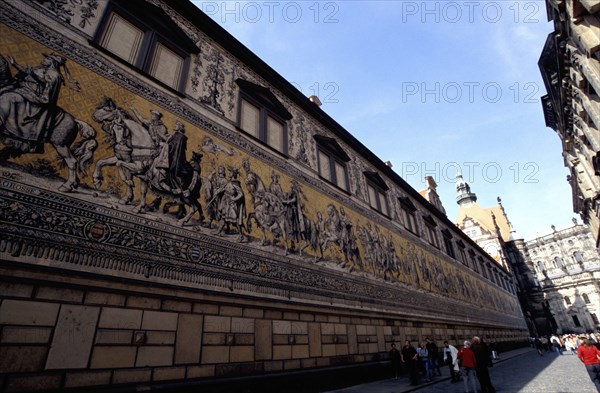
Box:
565 336 577 355
401 340 419 386
426 338 442 376
534 336 544 356
458 340 478 393
443 340 460 383
417 341 431 382
489 341 499 360
472 336 496 393
541 336 549 352
551 334 563 355
389 343 401 380
577 338 600 390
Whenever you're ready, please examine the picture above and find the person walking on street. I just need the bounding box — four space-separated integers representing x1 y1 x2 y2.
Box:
472 336 496 393
417 341 431 382
443 340 459 383
534 336 544 356
551 334 563 355
426 338 442 376
389 343 401 380
577 338 600 390
458 340 478 393
401 340 419 386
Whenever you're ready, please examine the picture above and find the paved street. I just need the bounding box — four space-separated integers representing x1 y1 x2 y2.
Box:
325 348 599 393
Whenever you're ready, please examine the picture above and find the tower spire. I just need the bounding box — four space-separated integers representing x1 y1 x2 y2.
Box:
456 172 477 207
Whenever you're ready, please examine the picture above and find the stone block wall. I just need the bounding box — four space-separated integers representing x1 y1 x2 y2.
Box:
0 268 526 392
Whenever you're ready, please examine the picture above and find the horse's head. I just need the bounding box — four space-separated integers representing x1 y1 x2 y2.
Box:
92 97 117 123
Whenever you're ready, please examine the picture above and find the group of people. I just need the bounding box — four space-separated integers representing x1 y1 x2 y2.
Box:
389 337 496 393
532 333 600 389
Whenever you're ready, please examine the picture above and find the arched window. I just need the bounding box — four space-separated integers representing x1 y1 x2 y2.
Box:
583 293 591 304
574 251 585 264
536 261 545 272
564 296 571 305
554 256 564 268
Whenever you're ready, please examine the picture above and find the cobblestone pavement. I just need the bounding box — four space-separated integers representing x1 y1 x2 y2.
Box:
325 348 599 393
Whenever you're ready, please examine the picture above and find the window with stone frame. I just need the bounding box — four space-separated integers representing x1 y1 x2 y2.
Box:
441 229 455 259
399 197 418 234
479 258 488 278
591 313 600 325
364 172 390 216
582 293 591 304
574 251 585 264
564 296 572 305
423 215 439 248
554 256 565 268
314 135 350 192
456 240 467 265
94 0 198 92
468 249 478 271
572 315 581 327
236 79 292 155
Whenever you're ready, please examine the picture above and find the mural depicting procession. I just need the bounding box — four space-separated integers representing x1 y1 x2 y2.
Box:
0 39 517 316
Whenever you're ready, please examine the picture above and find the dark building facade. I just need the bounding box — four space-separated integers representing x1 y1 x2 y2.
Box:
539 0 600 246
0 1 526 391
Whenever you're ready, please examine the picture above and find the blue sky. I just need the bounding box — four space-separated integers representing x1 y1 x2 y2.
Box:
192 0 574 239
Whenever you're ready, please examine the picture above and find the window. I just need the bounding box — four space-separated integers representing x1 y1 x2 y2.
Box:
583 293 591 304
442 229 455 259
314 135 350 191
236 80 292 155
536 261 546 272
399 197 418 234
456 241 467 264
554 256 564 268
423 215 439 248
480 259 488 278
564 296 571 305
364 172 389 216
572 315 581 327
574 251 585 264
94 0 198 92
468 249 477 271
591 313 600 325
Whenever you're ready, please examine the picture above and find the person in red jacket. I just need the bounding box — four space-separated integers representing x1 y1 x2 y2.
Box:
577 338 600 390
458 340 478 393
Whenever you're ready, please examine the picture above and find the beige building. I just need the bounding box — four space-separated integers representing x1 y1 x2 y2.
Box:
539 0 600 246
455 173 511 270
454 175 557 336
527 221 600 333
0 1 526 392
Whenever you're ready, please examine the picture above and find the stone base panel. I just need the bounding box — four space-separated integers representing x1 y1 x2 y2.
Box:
0 266 527 393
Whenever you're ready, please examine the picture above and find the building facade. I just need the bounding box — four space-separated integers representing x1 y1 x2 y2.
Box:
0 1 526 392
539 0 600 246
526 221 600 334
454 175 556 337
455 174 600 336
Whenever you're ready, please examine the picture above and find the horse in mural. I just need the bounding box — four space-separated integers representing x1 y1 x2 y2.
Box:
131 150 204 226
244 170 289 254
0 53 97 192
92 97 204 225
91 97 156 204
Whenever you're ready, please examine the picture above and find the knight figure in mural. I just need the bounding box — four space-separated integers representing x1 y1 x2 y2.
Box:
92 97 204 225
0 52 97 191
213 166 248 242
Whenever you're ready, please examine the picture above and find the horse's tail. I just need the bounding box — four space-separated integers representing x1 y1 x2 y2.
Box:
72 120 98 175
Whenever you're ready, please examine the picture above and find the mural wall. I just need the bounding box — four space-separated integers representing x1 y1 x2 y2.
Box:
0 0 524 319
0 1 526 391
